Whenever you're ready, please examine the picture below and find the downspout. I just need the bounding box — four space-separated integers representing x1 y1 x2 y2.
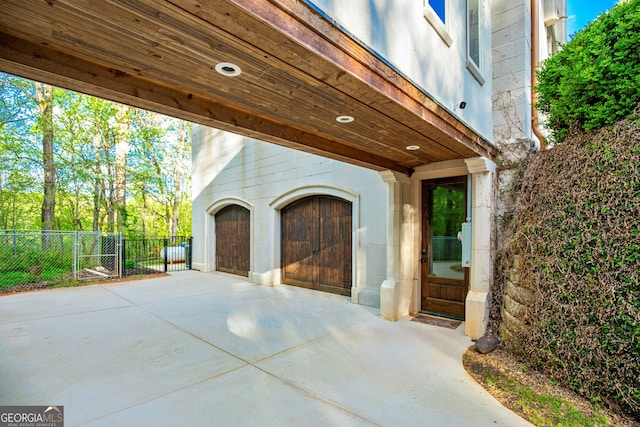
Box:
531 0 547 149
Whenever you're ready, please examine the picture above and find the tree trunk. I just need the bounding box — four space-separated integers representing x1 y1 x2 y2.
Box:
0 174 6 229
146 136 170 236
115 104 129 234
73 186 83 230
107 179 115 233
105 142 115 233
92 177 101 231
36 83 55 248
170 122 188 238
141 183 148 237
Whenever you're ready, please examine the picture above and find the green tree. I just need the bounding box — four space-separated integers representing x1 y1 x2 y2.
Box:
35 83 56 236
536 0 640 142
55 90 103 231
0 75 58 231
129 110 191 237
1 73 192 237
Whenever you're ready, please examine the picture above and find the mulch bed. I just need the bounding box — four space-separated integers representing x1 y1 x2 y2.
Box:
0 281 55 294
123 266 162 276
0 270 166 295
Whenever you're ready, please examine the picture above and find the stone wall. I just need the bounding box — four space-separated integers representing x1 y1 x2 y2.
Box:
499 255 533 350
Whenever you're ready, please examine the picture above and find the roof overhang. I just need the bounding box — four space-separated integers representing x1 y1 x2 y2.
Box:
0 0 497 174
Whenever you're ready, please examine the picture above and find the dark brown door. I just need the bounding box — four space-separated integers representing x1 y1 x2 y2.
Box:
421 177 469 319
215 205 250 276
281 196 352 296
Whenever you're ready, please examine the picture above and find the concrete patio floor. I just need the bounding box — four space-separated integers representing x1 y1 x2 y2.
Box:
0 271 530 426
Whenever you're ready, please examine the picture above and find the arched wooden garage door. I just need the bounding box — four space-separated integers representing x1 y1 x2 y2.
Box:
215 205 250 276
281 196 352 296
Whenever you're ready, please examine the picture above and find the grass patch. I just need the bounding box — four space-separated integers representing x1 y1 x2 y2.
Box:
485 373 609 426
464 347 636 426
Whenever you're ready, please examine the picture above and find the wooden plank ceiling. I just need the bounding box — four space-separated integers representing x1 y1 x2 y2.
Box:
0 0 496 174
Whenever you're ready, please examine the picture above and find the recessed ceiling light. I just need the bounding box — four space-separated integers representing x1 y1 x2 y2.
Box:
336 115 354 123
215 62 242 77
406 145 420 151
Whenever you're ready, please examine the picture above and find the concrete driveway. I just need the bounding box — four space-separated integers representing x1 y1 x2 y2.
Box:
0 271 530 426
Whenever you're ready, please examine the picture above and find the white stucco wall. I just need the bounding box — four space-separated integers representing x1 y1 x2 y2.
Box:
192 125 388 307
306 0 494 141
192 122 498 334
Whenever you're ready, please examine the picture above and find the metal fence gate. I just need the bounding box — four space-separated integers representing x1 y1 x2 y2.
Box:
74 232 122 280
122 236 192 276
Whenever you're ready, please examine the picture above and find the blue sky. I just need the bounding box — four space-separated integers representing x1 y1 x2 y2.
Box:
566 0 619 35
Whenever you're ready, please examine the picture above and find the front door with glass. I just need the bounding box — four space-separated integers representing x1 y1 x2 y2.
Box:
421 177 469 319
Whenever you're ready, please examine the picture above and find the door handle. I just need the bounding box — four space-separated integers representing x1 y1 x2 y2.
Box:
312 248 320 254
421 258 427 264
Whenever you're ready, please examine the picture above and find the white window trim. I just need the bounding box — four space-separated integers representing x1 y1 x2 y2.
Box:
423 2 453 47
466 0 485 85
466 59 484 85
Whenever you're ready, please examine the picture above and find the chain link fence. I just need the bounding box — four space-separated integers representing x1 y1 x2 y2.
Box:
0 230 76 290
0 230 121 291
1 230 192 291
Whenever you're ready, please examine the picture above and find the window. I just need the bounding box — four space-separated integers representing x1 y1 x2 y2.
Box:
423 0 452 46
466 0 484 84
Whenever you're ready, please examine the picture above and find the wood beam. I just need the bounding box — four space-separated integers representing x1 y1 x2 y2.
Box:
0 32 412 174
0 0 457 164
190 0 496 159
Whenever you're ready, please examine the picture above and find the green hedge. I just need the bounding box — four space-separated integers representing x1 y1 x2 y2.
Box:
500 110 640 418
536 0 640 143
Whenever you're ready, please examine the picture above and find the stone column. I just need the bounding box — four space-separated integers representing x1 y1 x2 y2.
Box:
464 157 496 338
378 170 414 321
